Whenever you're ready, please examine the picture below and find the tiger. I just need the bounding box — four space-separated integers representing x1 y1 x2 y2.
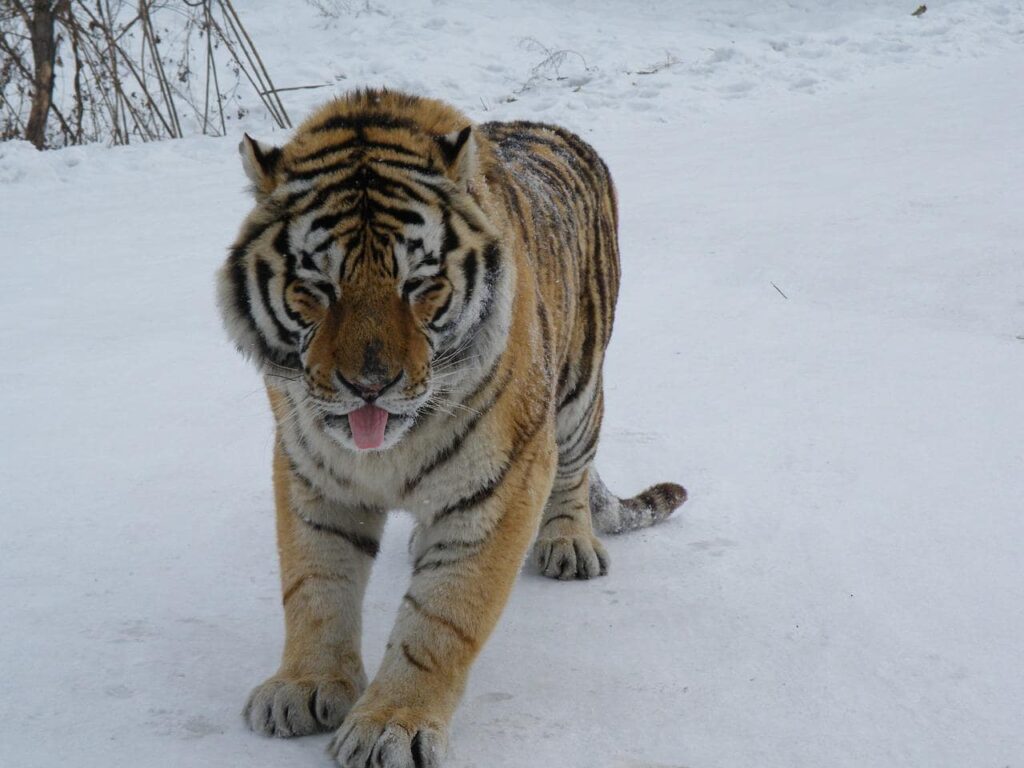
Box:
217 88 687 767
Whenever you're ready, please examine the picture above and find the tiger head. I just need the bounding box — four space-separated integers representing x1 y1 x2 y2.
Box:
217 91 506 451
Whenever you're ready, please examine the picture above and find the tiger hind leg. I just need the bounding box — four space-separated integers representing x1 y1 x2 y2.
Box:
532 465 610 580
533 377 688 579
532 378 610 579
533 381 610 580
531 465 689 580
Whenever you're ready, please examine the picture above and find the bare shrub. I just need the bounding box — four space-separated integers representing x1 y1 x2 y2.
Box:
304 0 376 18
508 37 594 101
0 0 291 149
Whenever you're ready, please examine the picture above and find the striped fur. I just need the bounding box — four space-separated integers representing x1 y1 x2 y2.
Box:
217 89 686 766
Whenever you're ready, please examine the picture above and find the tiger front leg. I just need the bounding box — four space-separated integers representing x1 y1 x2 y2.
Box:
328 430 555 767
245 444 385 737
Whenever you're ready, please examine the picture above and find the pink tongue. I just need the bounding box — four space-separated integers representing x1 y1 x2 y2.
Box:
348 404 389 449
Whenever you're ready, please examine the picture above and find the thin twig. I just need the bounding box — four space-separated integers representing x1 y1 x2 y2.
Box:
140 0 183 137
259 83 331 95
219 0 290 127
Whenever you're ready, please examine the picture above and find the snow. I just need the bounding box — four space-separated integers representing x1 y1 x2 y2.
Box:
2 2 1023 766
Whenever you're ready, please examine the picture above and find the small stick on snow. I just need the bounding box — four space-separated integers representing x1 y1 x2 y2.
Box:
771 282 789 299
259 84 333 95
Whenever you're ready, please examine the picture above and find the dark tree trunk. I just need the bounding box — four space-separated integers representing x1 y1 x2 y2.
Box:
24 0 68 149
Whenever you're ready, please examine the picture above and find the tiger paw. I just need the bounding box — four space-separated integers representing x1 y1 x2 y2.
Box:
533 534 610 580
327 707 446 767
243 675 362 737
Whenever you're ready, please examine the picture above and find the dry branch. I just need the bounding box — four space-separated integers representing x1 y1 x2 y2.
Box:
0 0 290 148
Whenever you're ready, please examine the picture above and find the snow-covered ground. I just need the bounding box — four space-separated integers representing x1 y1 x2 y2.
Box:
2 2 1022 766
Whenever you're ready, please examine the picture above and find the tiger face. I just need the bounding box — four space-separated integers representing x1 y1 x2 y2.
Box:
218 95 504 451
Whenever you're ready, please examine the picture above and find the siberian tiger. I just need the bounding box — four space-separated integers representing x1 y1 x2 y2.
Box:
217 89 686 767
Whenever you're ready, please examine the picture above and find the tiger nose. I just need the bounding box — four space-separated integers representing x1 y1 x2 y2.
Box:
353 379 383 403
340 370 402 403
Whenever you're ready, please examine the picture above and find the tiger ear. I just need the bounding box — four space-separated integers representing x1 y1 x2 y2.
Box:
239 134 282 197
435 125 476 190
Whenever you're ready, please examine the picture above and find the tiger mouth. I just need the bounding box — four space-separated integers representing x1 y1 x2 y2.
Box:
322 410 412 449
321 410 411 425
